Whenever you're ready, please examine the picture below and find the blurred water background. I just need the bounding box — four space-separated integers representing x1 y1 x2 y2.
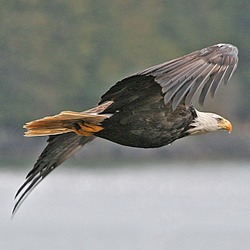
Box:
1 162 250 250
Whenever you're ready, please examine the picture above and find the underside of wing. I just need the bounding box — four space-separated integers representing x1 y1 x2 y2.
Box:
137 43 238 110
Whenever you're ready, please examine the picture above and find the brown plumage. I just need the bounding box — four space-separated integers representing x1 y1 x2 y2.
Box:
13 43 238 214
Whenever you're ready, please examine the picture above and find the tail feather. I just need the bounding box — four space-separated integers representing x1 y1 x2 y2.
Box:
24 111 112 137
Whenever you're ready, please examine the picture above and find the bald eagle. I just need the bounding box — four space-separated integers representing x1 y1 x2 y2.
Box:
13 43 238 214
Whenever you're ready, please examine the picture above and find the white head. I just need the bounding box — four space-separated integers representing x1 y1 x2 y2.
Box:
187 110 232 135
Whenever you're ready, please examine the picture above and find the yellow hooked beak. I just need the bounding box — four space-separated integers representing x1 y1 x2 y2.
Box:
219 118 232 133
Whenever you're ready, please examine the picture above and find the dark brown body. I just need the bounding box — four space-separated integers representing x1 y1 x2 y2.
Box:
97 75 195 148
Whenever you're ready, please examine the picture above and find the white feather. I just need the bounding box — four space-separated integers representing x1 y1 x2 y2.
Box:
187 109 226 135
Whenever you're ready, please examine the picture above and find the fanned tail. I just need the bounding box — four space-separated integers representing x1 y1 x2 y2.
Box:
23 101 114 137
24 111 112 137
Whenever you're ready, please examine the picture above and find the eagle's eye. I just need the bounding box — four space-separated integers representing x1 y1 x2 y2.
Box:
216 117 223 122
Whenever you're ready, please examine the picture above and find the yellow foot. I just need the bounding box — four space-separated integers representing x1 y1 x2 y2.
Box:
73 122 104 136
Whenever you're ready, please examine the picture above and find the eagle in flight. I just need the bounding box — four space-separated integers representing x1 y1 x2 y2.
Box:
13 43 238 214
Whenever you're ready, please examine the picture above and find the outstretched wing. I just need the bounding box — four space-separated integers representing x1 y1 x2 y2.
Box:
101 44 238 110
138 43 238 110
13 133 95 215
